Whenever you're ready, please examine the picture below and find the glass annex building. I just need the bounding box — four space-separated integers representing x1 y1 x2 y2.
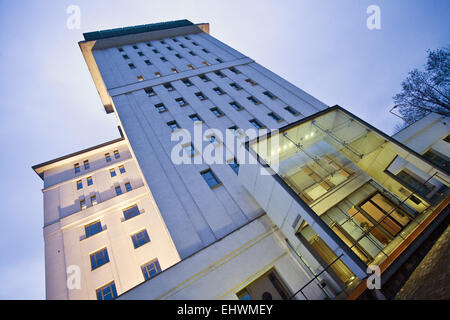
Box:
241 106 449 297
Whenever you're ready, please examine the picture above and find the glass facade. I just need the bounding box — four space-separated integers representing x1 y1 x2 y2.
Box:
249 107 450 291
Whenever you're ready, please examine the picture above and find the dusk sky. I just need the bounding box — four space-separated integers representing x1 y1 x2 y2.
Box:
0 0 448 299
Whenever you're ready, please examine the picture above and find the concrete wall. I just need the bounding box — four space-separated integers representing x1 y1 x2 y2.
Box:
118 215 326 300
90 30 329 260
40 140 180 299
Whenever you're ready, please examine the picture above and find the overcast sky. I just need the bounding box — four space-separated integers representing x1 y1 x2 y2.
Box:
0 0 448 299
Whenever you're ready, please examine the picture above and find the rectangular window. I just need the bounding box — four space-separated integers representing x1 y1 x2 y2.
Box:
144 59 152 66
128 63 136 69
247 96 261 105
85 221 102 238
285 106 301 116
138 52 144 57
91 195 98 206
213 87 225 95
137 75 144 81
172 38 179 42
211 107 225 117
114 150 120 159
115 186 122 196
214 70 225 78
146 43 152 47
263 91 277 99
160 40 166 44
230 101 244 111
229 67 241 74
192 42 199 46
118 48 124 52
119 165 126 174
155 72 162 77
268 112 284 122
163 83 174 91
195 92 207 101
202 48 210 53
216 58 223 63
110 168 116 177
142 259 161 280
84 160 90 170
152 49 159 54
245 78 257 86
189 114 202 122
230 83 242 90
80 198 87 210
228 158 240 175
160 57 168 62
122 54 129 60
176 97 188 107
180 44 186 48
145 87 156 97
175 53 182 59
90 248 110 270
187 64 195 70
171 68 179 73
87 176 93 186
167 46 173 51
125 182 132 192
155 103 167 113
132 45 138 49
189 51 196 56
132 230 150 249
202 61 210 66
123 205 140 220
422 149 450 173
249 119 265 129
167 121 180 131
74 163 80 173
105 153 111 162
200 169 221 188
77 180 83 190
199 74 210 82
96 282 117 300
182 78 193 86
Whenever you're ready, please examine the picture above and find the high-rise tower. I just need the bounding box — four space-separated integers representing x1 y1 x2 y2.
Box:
34 20 450 300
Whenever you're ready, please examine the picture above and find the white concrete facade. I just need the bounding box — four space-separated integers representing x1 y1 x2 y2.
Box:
34 138 180 299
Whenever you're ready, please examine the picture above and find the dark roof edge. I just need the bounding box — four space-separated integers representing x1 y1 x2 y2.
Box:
32 136 126 179
83 20 194 41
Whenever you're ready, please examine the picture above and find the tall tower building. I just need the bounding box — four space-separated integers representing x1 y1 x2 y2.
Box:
34 20 449 300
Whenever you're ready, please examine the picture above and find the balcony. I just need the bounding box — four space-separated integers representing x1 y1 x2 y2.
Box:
239 106 450 297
